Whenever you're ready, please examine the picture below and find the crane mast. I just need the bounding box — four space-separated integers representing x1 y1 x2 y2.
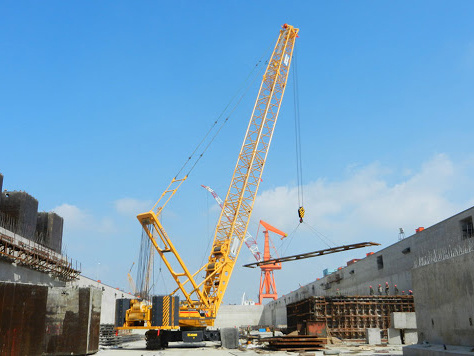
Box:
127 24 298 332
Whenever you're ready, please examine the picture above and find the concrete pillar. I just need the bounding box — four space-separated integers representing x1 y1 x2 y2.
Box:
366 328 381 345
404 329 418 345
405 312 417 328
388 328 402 344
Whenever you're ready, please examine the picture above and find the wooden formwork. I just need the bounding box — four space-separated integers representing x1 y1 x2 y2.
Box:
287 295 415 340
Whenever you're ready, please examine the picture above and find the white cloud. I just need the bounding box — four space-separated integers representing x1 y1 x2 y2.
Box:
252 154 474 248
114 198 153 217
53 203 117 235
53 203 90 230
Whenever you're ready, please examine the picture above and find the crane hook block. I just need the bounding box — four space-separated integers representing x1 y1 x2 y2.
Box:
298 206 305 223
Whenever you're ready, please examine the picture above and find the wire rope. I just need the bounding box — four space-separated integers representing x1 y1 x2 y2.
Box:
302 221 336 248
292 47 304 209
171 45 273 179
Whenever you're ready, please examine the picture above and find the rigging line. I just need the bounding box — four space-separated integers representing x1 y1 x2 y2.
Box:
302 221 336 248
175 47 273 179
280 222 302 256
158 258 168 294
292 46 304 207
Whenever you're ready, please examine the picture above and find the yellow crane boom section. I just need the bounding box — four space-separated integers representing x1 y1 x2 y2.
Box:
136 24 299 328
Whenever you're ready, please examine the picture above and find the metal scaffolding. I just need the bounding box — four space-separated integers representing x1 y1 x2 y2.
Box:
0 232 80 281
287 295 415 340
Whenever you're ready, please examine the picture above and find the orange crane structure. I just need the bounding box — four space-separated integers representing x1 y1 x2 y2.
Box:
257 220 287 304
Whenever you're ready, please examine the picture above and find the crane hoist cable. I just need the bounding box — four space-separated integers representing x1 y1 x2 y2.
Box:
173 46 273 180
302 221 336 248
292 47 305 223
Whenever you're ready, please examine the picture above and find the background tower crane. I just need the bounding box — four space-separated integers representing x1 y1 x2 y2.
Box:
202 184 262 262
127 262 137 295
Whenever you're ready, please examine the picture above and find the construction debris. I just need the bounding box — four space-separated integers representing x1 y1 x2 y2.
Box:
260 335 327 351
99 325 143 347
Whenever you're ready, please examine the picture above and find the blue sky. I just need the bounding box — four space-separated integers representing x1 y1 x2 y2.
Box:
1 1 474 304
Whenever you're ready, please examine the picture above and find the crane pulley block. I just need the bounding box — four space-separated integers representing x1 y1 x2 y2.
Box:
298 206 305 223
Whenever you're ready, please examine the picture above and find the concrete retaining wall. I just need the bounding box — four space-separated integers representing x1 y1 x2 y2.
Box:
0 282 102 355
412 249 474 346
214 305 264 328
0 259 66 287
69 275 135 324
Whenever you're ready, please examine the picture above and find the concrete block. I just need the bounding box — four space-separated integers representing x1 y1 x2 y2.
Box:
405 312 417 329
391 312 406 328
366 328 381 345
404 329 418 345
221 327 239 349
392 312 417 329
388 328 401 345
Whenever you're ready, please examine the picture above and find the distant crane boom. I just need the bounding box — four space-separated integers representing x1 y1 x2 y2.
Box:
127 262 137 295
201 185 262 261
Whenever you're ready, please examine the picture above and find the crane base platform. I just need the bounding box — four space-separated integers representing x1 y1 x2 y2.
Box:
145 327 237 350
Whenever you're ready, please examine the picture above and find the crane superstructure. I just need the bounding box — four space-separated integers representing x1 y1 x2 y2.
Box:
116 24 299 349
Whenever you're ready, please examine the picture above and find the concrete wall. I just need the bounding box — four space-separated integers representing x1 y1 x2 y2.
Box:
45 286 102 355
68 275 135 324
412 247 474 346
36 212 63 254
0 259 66 287
0 191 38 240
0 282 48 356
261 206 474 338
214 305 264 328
0 282 102 355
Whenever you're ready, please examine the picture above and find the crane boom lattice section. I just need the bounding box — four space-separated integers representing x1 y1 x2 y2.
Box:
202 25 299 316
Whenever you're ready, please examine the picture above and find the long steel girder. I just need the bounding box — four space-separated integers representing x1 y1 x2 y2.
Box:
243 242 381 268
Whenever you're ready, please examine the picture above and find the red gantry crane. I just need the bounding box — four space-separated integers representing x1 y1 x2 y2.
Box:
257 220 287 304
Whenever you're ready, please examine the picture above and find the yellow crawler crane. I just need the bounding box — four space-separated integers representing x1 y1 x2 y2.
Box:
115 24 299 349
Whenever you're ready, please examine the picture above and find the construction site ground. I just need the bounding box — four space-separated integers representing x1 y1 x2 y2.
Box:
97 340 404 355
